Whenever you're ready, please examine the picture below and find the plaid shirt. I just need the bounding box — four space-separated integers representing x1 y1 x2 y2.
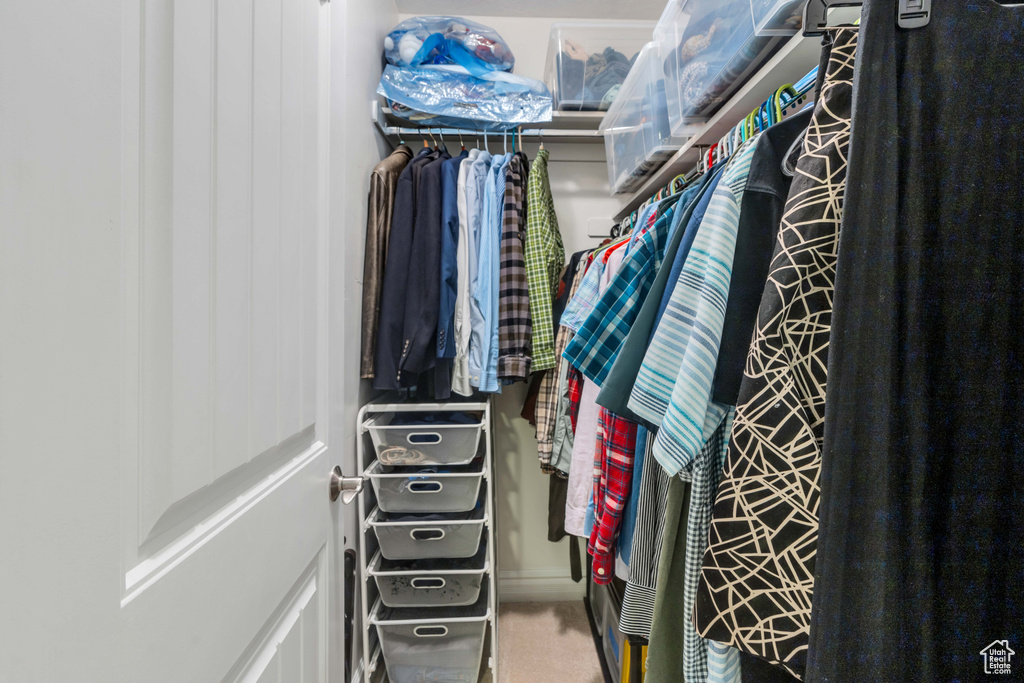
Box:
559 252 604 333
524 149 565 372
497 153 532 380
682 412 735 683
588 407 639 584
563 204 676 387
537 256 587 469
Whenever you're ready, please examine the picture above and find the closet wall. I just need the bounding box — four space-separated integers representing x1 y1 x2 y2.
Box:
390 13 632 601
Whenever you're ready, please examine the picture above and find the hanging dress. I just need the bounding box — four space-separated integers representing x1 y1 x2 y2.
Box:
808 2 1024 680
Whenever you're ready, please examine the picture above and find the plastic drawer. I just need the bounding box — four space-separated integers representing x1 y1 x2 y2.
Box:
655 0 779 135
750 0 804 36
365 458 484 514
370 587 490 683
600 587 625 683
368 539 488 608
369 504 486 561
365 412 483 467
600 42 680 194
544 21 654 112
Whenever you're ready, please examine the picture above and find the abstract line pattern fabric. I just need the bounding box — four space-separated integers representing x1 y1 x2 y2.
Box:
693 30 856 680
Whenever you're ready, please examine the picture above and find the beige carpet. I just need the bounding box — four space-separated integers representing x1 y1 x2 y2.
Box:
497 601 603 683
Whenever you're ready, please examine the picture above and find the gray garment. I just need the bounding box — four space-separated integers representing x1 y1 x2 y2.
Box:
548 357 575 475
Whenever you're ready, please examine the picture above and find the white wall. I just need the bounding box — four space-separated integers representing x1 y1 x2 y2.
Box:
397 13 629 601
329 1 399 677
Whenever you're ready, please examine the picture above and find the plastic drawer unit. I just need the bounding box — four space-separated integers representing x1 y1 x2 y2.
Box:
365 411 483 466
750 0 805 36
544 21 654 112
370 587 490 683
365 458 485 514
655 0 781 136
600 42 681 194
368 504 486 561
368 539 488 608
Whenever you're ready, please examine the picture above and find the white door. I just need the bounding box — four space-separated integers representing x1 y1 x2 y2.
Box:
0 1 351 681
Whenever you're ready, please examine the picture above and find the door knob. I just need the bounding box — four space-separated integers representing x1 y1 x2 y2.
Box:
330 466 364 504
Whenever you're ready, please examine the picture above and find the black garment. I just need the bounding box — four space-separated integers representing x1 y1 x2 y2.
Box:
553 250 588 334
809 4 1024 681
741 651 798 683
373 149 436 390
400 148 452 397
712 108 813 405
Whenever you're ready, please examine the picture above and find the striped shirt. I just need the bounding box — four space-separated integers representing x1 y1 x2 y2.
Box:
628 139 760 476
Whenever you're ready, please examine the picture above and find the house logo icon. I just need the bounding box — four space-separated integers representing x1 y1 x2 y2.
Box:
980 640 1015 675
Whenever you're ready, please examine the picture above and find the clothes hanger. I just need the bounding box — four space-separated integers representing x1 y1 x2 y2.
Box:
503 129 508 155
484 130 489 153
459 128 466 151
438 128 446 152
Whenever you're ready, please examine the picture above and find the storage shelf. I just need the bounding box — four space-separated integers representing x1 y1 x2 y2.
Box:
373 101 606 144
612 33 820 220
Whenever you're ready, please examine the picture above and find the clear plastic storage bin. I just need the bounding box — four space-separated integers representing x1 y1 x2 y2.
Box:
544 21 654 112
365 411 483 466
655 0 779 135
365 458 484 514
368 540 488 608
750 0 804 36
600 588 626 683
371 587 490 683
600 42 680 194
369 504 486 560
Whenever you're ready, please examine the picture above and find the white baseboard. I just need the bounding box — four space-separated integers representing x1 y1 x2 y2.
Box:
498 569 586 603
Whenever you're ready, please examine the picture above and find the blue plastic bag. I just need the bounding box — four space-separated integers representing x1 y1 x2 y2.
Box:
378 65 551 129
383 16 515 74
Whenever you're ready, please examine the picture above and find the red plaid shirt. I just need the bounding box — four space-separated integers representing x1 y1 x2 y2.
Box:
588 407 638 584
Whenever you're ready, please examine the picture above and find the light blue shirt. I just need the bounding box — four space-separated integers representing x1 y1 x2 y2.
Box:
474 152 510 393
466 151 492 388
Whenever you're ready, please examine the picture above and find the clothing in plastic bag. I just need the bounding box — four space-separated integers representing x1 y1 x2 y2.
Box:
384 16 514 74
378 64 552 129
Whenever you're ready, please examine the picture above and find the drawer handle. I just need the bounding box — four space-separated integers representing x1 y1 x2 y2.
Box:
413 626 449 638
407 431 442 445
408 480 443 493
410 577 446 590
410 528 446 541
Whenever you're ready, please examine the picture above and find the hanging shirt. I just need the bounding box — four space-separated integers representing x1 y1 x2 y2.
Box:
588 407 639 584
627 139 759 454
564 247 626 537
360 144 413 379
523 148 565 372
562 195 679 387
451 148 480 396
536 250 587 469
438 150 468 360
473 152 510 392
497 153 532 381
466 150 492 390
595 173 715 420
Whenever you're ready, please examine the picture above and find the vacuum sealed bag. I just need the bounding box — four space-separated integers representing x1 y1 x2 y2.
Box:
384 16 515 74
378 64 552 129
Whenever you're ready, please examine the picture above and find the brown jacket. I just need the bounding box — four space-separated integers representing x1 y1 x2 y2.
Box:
360 145 413 378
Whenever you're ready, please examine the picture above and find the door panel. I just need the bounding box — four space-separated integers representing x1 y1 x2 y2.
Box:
0 0 346 679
